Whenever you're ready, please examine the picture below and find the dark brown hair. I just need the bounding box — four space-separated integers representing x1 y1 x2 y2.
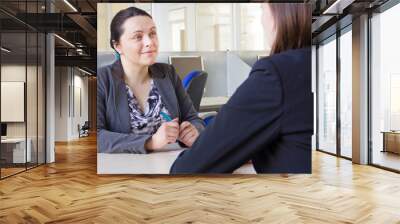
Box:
268 3 311 55
110 7 152 50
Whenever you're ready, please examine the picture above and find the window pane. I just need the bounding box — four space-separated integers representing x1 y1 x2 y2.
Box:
196 3 232 51
169 8 185 21
239 4 264 51
340 29 352 158
318 37 337 154
1 30 28 177
169 8 186 51
371 3 400 171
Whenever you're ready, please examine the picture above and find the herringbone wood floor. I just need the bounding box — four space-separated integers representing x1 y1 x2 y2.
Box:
1 134 400 223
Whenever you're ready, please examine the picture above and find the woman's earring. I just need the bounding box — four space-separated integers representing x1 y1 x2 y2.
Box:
114 51 120 60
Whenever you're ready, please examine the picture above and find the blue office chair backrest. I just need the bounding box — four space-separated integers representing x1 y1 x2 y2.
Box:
203 115 215 126
182 71 208 111
199 111 217 126
182 70 202 90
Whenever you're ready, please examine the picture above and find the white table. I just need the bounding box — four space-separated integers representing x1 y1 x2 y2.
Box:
97 147 256 174
199 96 229 112
1 138 31 163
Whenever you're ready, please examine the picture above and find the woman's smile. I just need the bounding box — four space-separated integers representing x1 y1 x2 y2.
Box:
141 51 156 55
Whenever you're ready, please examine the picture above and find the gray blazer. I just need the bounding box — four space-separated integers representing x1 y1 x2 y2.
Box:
97 60 205 153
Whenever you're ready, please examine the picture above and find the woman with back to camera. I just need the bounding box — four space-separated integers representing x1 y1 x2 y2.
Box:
97 7 204 154
170 3 312 173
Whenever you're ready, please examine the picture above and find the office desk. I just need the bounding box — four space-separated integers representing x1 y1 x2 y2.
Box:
382 131 400 154
1 138 32 163
97 149 256 174
199 96 229 112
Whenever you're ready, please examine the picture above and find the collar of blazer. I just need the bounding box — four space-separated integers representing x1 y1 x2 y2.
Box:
110 59 166 81
109 59 180 126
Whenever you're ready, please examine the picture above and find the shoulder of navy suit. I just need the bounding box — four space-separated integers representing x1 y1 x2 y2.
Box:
252 47 311 72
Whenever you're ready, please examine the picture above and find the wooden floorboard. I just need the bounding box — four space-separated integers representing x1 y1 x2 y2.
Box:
1 134 400 223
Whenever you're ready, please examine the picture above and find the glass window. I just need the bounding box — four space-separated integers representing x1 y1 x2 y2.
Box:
239 4 264 51
1 24 28 177
339 28 352 158
371 3 400 171
0 0 46 179
169 8 187 51
318 36 337 155
196 3 233 51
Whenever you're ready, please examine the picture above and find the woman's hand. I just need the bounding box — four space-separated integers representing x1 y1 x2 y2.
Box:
178 121 199 147
146 118 179 151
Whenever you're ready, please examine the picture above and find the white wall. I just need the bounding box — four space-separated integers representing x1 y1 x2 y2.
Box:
1 63 46 164
55 67 68 141
54 67 89 141
1 65 36 137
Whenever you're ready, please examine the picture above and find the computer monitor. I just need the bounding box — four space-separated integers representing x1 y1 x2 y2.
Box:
1 123 7 137
169 56 204 80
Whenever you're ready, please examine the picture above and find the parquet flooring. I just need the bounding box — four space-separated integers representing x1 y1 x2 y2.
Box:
1 134 400 223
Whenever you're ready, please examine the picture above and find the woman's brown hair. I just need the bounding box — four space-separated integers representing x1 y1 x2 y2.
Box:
268 3 311 55
110 7 152 51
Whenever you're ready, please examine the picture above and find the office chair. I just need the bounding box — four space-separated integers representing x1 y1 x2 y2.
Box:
203 114 216 126
198 111 218 126
78 121 90 138
182 70 208 112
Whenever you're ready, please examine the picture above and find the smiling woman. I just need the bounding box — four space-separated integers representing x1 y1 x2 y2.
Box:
97 7 205 154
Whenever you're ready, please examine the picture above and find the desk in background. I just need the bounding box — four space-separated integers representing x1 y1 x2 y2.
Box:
1 138 32 164
382 131 400 154
199 96 229 112
98 149 256 174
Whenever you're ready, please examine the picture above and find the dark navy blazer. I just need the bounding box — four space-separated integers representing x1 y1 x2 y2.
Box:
170 48 313 174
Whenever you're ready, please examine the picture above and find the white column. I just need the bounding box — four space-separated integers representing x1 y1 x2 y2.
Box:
46 32 55 163
352 14 369 164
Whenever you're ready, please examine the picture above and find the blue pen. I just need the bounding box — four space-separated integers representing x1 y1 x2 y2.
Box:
160 111 172 122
